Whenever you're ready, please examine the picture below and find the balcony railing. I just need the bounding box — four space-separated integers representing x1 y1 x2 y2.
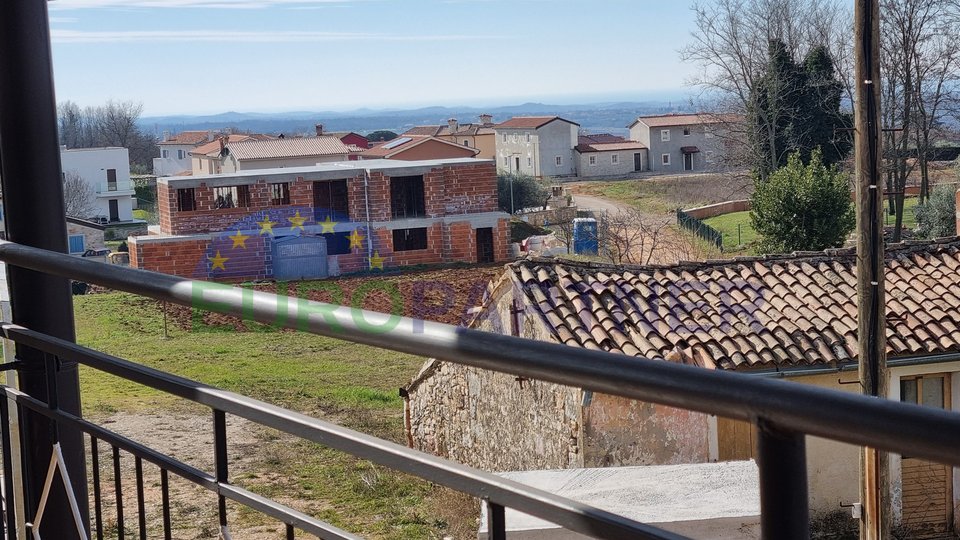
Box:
93 181 134 195
0 239 959 540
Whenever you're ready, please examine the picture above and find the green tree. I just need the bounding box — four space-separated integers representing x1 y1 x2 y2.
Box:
750 149 855 253
914 185 957 239
367 130 398 142
748 40 852 181
497 172 548 214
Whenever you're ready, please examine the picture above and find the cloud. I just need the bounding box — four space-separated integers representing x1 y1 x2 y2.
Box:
50 29 500 43
50 0 366 9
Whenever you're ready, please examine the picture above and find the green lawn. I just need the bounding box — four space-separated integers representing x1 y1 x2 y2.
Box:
75 292 468 538
704 197 922 254
703 211 759 252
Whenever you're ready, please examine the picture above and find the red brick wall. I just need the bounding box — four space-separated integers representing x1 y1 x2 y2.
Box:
159 162 499 235
131 235 271 282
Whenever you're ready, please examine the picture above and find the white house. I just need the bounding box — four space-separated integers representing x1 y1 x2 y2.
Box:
154 130 215 177
494 116 579 178
60 146 135 223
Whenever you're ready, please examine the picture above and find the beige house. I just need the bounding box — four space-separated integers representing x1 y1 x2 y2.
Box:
189 134 274 176
404 115 497 159
216 136 352 172
360 135 480 161
406 240 960 537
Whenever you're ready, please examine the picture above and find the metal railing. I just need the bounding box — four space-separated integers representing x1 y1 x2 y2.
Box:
2 240 960 539
94 181 134 194
676 208 724 251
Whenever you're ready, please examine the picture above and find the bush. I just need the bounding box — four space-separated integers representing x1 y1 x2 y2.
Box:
750 149 855 254
497 172 549 214
118 241 129 253
914 185 957 239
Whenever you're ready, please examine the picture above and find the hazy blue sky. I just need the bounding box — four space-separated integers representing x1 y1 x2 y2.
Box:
48 0 701 116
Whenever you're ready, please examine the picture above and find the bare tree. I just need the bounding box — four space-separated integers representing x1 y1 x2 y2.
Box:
57 100 157 173
880 0 959 240
681 0 852 174
600 209 675 266
62 170 97 219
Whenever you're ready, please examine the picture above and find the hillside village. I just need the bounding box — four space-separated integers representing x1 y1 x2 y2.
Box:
2 0 960 539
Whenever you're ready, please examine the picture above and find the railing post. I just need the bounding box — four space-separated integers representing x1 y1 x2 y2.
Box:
0 0 89 537
214 410 229 536
0 393 18 540
757 420 809 540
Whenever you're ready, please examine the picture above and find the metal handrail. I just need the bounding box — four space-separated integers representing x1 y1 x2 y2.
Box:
0 241 958 465
2 240 960 539
0 322 674 540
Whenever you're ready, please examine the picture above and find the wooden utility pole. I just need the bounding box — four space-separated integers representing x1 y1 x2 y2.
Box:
854 1 890 538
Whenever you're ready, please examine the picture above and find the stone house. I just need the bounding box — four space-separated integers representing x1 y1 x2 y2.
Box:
129 158 510 281
575 134 649 178
403 115 497 159
628 114 727 173
494 116 580 178
361 136 480 161
65 216 106 255
406 240 960 536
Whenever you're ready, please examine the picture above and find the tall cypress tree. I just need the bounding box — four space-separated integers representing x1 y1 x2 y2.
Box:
748 41 851 180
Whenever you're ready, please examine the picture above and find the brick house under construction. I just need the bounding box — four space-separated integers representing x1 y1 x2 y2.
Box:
129 158 510 281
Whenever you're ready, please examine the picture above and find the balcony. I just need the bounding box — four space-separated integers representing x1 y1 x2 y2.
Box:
0 241 958 539
94 181 135 196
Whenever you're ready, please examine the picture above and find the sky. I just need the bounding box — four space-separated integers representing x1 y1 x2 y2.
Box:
47 0 702 116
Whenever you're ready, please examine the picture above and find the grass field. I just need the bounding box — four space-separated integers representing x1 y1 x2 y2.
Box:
570 172 754 215
75 290 475 538
703 197 922 255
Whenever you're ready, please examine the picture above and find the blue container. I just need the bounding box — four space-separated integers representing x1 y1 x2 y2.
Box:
572 218 598 256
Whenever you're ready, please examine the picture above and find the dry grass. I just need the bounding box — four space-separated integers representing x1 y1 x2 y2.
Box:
568 171 754 215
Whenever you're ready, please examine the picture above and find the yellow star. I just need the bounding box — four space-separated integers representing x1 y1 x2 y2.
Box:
257 215 277 236
288 210 307 231
348 228 365 250
208 250 228 271
319 215 338 234
229 229 250 249
369 250 384 271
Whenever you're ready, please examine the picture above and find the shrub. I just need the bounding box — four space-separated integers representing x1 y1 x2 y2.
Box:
750 148 855 254
118 241 129 252
914 185 957 239
497 172 549 214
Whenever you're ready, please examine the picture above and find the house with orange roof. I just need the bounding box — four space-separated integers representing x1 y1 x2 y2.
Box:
575 134 649 177
360 135 480 161
406 240 960 536
217 136 352 173
628 113 730 173
403 115 497 158
493 116 580 178
154 130 217 177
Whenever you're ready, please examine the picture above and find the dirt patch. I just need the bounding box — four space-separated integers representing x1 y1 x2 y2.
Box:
150 263 505 333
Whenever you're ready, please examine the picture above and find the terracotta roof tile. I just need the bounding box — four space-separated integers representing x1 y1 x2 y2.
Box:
508 238 960 370
495 116 579 129
228 137 350 160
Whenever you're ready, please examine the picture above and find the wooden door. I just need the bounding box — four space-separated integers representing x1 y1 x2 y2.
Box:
718 417 756 461
900 374 953 537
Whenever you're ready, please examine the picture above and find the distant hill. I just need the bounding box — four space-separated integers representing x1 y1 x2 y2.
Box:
139 100 695 139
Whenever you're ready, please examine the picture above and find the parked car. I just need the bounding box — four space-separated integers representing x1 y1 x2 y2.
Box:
82 248 111 257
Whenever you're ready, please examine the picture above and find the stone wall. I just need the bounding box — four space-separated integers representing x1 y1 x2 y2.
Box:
519 206 578 228
407 276 585 471
683 199 752 220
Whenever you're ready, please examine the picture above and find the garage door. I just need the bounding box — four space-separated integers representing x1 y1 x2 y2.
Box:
272 235 328 281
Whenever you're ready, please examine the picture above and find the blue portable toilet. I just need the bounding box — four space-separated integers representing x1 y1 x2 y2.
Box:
572 218 598 256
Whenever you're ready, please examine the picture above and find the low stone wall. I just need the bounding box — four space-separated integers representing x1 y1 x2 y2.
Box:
682 199 752 220
519 206 577 228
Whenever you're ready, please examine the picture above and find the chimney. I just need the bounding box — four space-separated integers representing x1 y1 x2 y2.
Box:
162 130 170 142
316 124 324 137
447 118 459 133
479 114 493 126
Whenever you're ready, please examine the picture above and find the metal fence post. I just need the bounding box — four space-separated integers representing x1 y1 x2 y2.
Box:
0 0 89 536
757 420 809 539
